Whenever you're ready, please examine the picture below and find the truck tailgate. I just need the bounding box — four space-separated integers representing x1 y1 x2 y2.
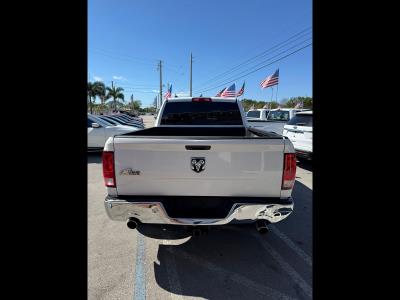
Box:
113 137 284 197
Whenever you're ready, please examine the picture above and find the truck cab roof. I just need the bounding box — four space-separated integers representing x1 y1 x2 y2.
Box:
247 108 269 112
269 108 304 112
295 110 312 115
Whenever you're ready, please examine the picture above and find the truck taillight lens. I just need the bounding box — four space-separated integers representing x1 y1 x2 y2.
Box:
102 151 116 187
282 153 296 190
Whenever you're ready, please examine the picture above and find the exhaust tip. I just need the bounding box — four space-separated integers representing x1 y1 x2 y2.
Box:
258 227 269 234
255 220 269 234
127 218 138 230
192 228 202 237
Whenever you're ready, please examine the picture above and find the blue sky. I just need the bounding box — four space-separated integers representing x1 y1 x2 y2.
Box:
88 0 312 107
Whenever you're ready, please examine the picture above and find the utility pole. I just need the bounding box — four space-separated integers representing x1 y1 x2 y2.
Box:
189 52 193 97
158 60 163 105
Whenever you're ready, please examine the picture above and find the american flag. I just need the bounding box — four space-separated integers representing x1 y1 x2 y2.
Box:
215 87 226 97
236 81 245 97
164 84 172 99
295 101 303 109
221 83 236 97
260 69 279 89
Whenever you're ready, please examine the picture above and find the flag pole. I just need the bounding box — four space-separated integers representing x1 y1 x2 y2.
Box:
271 87 274 108
275 82 279 104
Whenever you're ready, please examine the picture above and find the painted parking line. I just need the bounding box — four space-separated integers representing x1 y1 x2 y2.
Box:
162 239 184 300
168 247 297 300
134 233 146 300
270 226 312 267
253 232 312 299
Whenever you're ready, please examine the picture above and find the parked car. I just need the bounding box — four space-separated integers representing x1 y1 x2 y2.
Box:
102 97 296 236
99 115 144 129
113 114 144 125
283 110 312 160
87 114 139 150
119 111 143 122
246 108 305 135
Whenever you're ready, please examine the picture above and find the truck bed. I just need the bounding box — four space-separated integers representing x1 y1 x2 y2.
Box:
118 126 283 139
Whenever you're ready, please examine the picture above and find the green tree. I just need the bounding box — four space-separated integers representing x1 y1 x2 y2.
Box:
132 100 142 111
302 97 313 109
87 81 106 114
106 85 125 111
96 82 106 111
269 101 280 109
283 97 312 109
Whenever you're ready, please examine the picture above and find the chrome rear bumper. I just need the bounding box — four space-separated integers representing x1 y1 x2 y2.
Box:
104 196 293 225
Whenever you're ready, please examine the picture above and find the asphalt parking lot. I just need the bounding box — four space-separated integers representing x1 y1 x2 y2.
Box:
88 115 313 300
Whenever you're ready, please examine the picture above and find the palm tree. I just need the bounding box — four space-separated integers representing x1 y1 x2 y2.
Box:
95 82 106 113
87 82 96 114
106 86 125 111
87 81 106 114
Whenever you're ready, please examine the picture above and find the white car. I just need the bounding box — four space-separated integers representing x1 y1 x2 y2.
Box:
282 110 312 159
88 114 139 150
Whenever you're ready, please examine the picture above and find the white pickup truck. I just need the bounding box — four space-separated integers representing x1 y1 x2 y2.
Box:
102 97 296 235
246 108 305 135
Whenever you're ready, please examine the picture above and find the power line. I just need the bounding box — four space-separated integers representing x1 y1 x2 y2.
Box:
162 63 184 73
194 37 312 93
195 43 312 94
194 27 311 90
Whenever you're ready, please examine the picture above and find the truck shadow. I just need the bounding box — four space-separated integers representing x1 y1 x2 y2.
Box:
297 159 313 172
142 180 312 299
87 152 102 164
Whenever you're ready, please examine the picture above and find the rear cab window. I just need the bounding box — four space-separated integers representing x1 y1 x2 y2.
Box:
160 101 243 125
267 110 290 122
287 114 313 126
247 110 260 118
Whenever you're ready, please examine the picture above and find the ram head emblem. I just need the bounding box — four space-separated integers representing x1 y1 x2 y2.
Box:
191 158 206 173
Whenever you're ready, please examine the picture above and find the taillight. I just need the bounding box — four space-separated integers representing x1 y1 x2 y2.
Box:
192 98 212 102
102 151 116 187
282 153 296 190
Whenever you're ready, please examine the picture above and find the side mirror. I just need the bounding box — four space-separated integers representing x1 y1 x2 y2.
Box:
92 122 101 128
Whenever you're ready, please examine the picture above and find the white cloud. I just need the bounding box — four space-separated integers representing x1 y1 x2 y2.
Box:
152 90 160 93
176 91 189 97
113 75 127 81
93 76 103 82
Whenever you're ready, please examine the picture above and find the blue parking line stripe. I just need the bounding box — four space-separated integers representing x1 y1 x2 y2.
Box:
134 233 146 300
